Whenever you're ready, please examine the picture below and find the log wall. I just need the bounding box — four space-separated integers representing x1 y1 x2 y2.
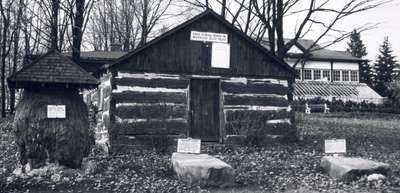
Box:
221 78 296 143
105 72 296 149
110 72 190 148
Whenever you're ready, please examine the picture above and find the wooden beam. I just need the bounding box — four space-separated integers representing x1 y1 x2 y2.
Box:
221 81 288 95
113 91 187 104
224 95 289 106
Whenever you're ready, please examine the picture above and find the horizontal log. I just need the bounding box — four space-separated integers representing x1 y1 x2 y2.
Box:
225 110 292 122
115 105 187 119
113 91 187 104
221 81 288 95
224 95 289 106
225 122 294 136
224 134 286 145
113 134 181 144
113 78 189 89
114 120 188 135
109 134 185 152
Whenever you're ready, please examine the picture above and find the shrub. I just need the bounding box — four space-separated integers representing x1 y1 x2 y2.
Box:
294 97 400 114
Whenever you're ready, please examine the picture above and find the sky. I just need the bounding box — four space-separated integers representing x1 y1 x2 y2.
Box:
202 0 400 62
325 1 400 61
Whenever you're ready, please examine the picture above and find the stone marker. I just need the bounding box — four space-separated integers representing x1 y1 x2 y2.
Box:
171 152 235 187
321 156 390 181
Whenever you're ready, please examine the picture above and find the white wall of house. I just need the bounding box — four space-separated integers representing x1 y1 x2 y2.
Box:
287 59 360 83
333 62 358 70
303 61 331 70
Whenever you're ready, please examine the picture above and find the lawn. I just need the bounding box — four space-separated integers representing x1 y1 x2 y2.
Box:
1 112 400 193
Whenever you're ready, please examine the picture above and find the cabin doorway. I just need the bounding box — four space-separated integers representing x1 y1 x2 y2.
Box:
189 78 220 142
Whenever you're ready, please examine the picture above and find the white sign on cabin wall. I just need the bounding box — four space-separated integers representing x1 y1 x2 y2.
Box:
324 139 346 154
47 105 66 119
177 138 201 154
190 31 228 43
211 42 230 69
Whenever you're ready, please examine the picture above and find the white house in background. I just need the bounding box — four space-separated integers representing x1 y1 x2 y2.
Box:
264 39 384 104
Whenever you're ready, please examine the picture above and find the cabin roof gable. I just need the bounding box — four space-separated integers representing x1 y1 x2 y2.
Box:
109 10 294 76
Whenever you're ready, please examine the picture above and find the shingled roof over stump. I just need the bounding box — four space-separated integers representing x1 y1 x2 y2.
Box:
8 50 99 89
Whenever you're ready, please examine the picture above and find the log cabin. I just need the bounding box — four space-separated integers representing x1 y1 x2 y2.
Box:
82 10 297 152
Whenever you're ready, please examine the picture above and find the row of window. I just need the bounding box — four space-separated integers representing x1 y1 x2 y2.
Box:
295 69 359 82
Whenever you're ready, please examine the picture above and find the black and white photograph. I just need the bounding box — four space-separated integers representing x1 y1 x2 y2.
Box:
1 0 400 192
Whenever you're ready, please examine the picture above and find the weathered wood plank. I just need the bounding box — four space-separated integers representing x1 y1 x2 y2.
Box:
225 122 294 136
111 134 183 148
113 91 187 104
113 77 189 89
223 95 289 106
115 120 188 135
225 110 291 122
221 81 288 95
115 105 187 119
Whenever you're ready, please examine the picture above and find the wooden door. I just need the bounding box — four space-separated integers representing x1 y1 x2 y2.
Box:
190 79 220 142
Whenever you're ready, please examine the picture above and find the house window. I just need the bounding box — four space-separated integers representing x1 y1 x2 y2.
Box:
322 70 330 81
333 70 341 81
313 70 321 80
303 69 312 80
342 71 349 81
351 71 359 82
295 69 301 80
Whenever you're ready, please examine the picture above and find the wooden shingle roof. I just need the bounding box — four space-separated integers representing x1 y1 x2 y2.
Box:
8 50 99 89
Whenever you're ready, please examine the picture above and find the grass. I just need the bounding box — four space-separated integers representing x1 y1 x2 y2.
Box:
1 112 400 192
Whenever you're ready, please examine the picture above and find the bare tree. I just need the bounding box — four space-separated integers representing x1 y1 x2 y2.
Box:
0 0 15 117
251 0 387 63
50 0 60 50
182 0 388 64
69 0 94 62
87 0 174 51
135 0 173 47
9 0 24 114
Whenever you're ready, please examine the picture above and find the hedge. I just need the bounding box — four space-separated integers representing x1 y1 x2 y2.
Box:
293 97 400 114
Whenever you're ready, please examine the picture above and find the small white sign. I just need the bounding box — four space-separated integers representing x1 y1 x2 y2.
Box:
47 105 66 118
325 139 346 154
211 42 230 69
177 138 201 154
190 31 228 43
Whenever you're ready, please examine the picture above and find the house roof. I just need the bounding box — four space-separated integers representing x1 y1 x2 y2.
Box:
25 51 127 74
64 51 127 60
261 39 364 62
109 9 295 74
295 39 363 61
8 50 99 88
294 81 382 99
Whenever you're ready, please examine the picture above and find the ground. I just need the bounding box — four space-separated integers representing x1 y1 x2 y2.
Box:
1 112 400 193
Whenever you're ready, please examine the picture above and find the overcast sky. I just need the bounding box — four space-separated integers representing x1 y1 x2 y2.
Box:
202 1 400 62
325 1 400 61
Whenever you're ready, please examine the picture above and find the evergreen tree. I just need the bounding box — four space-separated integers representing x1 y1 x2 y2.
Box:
347 30 372 84
373 37 398 96
347 30 367 58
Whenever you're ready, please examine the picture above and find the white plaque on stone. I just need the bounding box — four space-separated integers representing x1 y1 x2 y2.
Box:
325 139 346 154
47 105 66 118
177 138 201 154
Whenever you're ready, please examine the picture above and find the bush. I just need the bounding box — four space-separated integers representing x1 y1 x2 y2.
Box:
293 97 400 114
